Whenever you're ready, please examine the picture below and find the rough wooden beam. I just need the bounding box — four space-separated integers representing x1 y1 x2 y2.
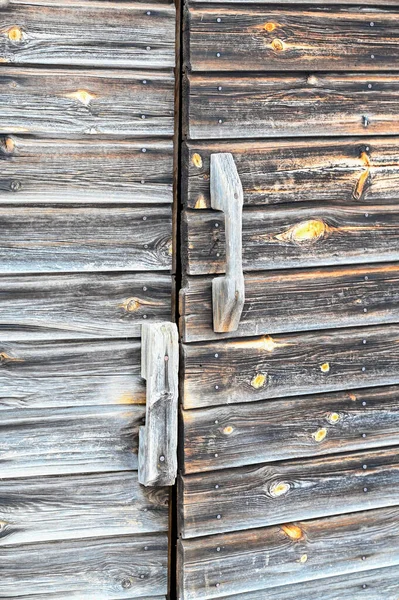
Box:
139 322 179 486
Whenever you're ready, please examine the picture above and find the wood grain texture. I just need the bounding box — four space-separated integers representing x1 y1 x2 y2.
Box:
184 204 399 275
186 7 399 72
0 1 175 68
179 447 399 538
177 507 399 599
183 138 399 209
195 566 399 600
0 206 172 273
0 272 172 340
0 471 169 546
0 138 173 204
189 0 399 4
185 74 399 140
0 339 145 409
182 325 399 409
0 405 144 477
181 385 399 473
0 533 168 598
0 67 174 137
180 263 399 342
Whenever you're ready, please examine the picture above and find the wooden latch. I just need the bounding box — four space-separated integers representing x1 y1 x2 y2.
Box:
138 322 179 487
211 153 245 332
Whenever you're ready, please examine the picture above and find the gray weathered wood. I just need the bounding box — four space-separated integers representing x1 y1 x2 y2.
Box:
180 263 399 342
0 138 173 204
183 138 399 209
181 385 399 473
0 68 174 137
139 322 179 486
0 339 146 409
0 1 175 68
211 154 244 333
189 0 399 4
184 204 399 275
0 405 144 477
0 534 168 598
182 325 399 409
179 447 399 538
0 0 9 7
0 206 172 273
0 472 169 546
0 273 172 340
177 507 399 599
186 73 399 140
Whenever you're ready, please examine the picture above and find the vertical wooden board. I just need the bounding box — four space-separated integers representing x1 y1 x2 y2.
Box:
179 447 399 538
0 534 168 598
0 138 174 204
181 386 399 473
183 138 399 209
0 68 174 137
0 472 169 546
178 507 399 599
182 325 399 409
0 1 175 68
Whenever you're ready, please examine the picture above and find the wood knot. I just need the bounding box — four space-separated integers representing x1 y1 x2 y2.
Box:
271 38 285 52
264 22 276 32
194 195 207 209
281 524 304 540
1 136 14 155
276 220 329 244
270 481 290 498
0 352 23 364
298 554 308 563
120 297 141 312
66 90 96 106
223 425 234 435
312 428 327 443
327 412 341 424
251 372 266 389
7 26 24 42
192 153 203 168
320 362 330 373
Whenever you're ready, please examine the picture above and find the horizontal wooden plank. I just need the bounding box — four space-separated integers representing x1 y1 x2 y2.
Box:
0 405 144 477
189 0 399 4
181 385 399 473
177 506 399 599
183 138 399 209
0 206 172 273
0 138 173 204
182 325 399 409
186 74 399 140
0 273 172 340
190 566 399 600
0 339 145 409
186 7 399 72
0 533 168 598
0 68 174 137
180 263 399 342
0 1 175 68
0 471 169 546
184 204 399 275
179 447 399 538
2 596 166 600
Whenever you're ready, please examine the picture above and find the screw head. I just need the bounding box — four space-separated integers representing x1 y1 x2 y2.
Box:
216 52 221 58
217 17 222 23
122 579 132 589
160 455 165 462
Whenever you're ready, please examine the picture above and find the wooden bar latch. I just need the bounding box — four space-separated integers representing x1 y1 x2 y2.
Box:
211 153 245 332
138 322 179 487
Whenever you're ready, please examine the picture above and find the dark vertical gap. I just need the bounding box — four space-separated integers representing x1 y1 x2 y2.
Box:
169 0 184 596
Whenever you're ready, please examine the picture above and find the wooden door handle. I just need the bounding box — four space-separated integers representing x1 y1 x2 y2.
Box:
211 153 245 332
138 322 179 487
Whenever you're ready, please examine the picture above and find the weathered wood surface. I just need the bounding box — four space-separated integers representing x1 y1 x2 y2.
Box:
180 263 399 342
186 7 399 72
0 533 168 598
0 273 172 340
185 74 399 140
182 325 399 409
181 385 399 473
0 138 173 204
0 206 172 273
139 322 179 486
179 447 399 538
183 138 399 209
0 68 174 137
189 0 399 4
0 405 144 477
0 1 175 68
202 566 399 600
211 153 244 333
0 472 169 546
184 204 399 275
0 340 145 409
178 507 399 599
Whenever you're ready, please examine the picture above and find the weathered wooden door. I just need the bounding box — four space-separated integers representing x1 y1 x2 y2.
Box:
0 1 177 598
178 1 399 598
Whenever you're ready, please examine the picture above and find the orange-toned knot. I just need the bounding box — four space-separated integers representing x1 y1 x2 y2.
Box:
7 26 24 42
271 38 285 52
281 524 304 540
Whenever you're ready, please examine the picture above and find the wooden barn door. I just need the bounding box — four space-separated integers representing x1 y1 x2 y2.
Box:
178 1 399 598
0 1 177 598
